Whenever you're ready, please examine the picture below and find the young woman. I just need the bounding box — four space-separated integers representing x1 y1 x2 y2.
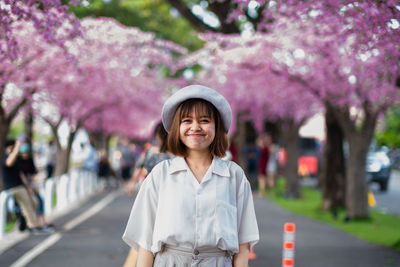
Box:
123 85 259 267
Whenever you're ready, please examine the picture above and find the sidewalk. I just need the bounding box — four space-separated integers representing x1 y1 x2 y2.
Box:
250 195 400 267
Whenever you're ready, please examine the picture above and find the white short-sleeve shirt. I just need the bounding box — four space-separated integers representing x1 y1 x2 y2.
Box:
122 156 259 254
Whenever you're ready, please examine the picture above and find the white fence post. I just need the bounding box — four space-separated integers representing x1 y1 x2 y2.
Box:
44 179 55 217
1 169 102 240
56 174 69 211
79 171 86 199
90 172 96 193
69 170 79 203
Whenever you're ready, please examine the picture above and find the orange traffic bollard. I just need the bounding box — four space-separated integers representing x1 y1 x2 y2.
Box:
282 222 296 267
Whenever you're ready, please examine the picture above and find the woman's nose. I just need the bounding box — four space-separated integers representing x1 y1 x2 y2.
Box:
192 121 201 130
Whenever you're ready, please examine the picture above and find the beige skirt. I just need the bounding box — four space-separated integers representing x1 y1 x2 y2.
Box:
153 245 233 267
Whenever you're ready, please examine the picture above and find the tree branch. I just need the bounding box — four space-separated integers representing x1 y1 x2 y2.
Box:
7 97 27 124
244 3 269 30
207 0 240 33
76 101 117 128
166 0 218 32
329 104 356 138
361 101 378 141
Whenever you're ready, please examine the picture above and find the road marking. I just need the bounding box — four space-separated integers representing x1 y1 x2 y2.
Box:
63 191 119 231
9 190 121 267
10 233 62 267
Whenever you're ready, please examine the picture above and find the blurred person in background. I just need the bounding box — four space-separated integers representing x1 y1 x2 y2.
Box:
98 149 117 189
81 138 99 173
243 141 260 191
117 137 135 184
127 122 172 195
266 138 279 190
257 133 271 196
19 141 54 232
2 139 50 234
228 134 239 163
45 139 57 178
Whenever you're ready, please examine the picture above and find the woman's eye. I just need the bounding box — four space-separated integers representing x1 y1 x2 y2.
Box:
200 118 211 123
182 119 191 123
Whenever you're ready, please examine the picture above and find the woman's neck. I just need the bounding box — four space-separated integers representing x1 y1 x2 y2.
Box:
185 150 213 183
185 150 212 164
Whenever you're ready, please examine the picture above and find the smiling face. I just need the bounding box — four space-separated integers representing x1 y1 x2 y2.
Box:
179 108 216 154
167 98 228 158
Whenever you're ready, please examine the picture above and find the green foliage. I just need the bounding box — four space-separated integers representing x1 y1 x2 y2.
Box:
70 0 204 51
264 177 400 251
7 122 24 140
6 214 16 233
376 105 400 149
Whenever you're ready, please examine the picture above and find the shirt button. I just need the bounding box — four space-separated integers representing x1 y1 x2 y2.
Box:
194 249 199 255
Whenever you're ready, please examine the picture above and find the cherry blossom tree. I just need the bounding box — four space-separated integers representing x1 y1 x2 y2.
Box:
228 1 400 218
181 32 321 197
36 17 185 175
0 20 57 186
283 1 400 219
75 18 186 141
0 0 81 61
179 1 400 215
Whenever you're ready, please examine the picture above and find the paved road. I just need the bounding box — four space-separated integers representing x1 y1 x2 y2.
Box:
371 169 400 217
1 189 399 267
251 196 400 267
0 190 130 267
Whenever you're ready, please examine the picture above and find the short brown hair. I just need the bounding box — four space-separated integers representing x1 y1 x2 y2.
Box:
167 99 228 158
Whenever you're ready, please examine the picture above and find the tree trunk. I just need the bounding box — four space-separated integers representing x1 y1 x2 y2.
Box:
333 106 377 219
52 125 78 177
345 133 371 219
281 118 301 198
0 89 27 188
54 148 70 176
0 119 10 189
320 104 346 212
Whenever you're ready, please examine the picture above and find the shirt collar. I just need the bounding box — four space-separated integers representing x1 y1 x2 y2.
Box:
212 157 231 177
168 156 230 177
168 156 188 174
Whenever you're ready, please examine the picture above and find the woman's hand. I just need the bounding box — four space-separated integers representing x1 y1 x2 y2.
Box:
233 243 250 267
136 246 154 267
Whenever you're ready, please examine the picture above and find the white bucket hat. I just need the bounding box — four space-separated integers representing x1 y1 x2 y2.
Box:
161 85 232 133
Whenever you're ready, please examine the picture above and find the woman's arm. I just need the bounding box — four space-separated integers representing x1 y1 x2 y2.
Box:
5 141 21 167
136 246 154 267
233 243 250 267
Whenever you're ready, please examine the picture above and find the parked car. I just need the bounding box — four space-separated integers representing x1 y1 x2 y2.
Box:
366 146 391 192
